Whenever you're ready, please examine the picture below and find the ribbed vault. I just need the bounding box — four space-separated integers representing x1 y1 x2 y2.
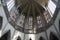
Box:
4 0 57 34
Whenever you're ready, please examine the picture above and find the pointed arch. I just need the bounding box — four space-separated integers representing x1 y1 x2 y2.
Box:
29 38 32 40
17 36 21 40
50 32 59 40
39 36 45 40
0 30 11 40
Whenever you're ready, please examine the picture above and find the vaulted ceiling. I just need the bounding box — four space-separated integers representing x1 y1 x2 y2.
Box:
35 0 48 7
15 0 49 8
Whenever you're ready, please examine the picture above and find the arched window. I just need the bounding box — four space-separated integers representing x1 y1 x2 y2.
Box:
17 36 21 40
0 16 3 29
50 32 59 40
0 30 11 40
39 37 45 40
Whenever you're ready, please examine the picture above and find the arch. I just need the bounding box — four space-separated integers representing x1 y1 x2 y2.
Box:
0 16 3 29
50 32 59 40
0 30 11 40
17 36 21 40
29 38 32 40
39 36 45 40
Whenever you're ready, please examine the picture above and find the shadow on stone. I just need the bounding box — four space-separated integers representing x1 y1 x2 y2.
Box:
0 30 11 40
